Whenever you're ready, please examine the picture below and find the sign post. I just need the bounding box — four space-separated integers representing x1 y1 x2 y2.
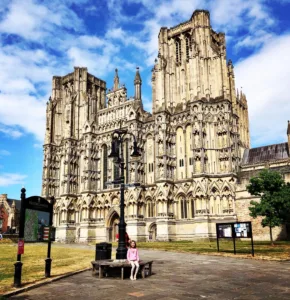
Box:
13 188 26 287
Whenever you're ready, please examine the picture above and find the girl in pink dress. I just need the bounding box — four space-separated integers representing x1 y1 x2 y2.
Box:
127 240 140 280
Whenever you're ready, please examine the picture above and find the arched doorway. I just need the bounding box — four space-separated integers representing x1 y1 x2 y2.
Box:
148 223 157 241
107 211 120 242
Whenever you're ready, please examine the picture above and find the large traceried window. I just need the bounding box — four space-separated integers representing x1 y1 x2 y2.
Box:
180 197 187 219
185 35 191 60
102 145 108 189
125 140 129 184
147 200 155 217
175 38 181 63
191 199 195 218
113 159 119 187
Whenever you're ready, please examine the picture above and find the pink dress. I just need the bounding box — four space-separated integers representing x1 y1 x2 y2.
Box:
127 248 140 261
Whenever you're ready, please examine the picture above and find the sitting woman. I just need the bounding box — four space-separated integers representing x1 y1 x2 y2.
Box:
127 240 140 280
116 232 131 248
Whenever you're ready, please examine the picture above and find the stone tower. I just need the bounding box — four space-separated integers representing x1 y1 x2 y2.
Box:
42 67 106 199
42 10 252 243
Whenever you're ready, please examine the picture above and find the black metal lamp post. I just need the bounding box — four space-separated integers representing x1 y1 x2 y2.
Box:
108 128 141 259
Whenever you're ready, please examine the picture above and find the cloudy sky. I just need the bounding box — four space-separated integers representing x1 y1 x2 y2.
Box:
1 0 290 199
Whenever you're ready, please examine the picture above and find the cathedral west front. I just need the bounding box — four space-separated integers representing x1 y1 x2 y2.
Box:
42 10 290 243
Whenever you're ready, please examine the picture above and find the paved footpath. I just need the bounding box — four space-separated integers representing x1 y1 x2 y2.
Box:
9 249 290 300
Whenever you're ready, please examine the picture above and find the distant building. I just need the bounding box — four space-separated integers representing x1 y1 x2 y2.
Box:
0 194 20 233
42 10 290 243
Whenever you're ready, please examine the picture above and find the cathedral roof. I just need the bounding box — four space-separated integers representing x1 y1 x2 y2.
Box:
134 67 142 84
7 199 21 210
242 142 289 165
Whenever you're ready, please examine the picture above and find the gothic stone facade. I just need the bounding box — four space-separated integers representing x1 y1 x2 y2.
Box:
0 194 20 234
42 10 287 243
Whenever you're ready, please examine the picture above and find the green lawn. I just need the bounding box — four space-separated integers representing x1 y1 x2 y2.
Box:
0 242 95 295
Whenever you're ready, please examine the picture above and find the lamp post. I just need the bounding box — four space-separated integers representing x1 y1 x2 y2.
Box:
108 128 141 259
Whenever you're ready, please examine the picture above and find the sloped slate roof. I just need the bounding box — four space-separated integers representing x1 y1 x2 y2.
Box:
7 199 21 210
242 142 289 165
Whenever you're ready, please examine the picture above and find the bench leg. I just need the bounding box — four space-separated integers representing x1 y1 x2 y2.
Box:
141 266 145 279
121 267 124 280
99 266 103 279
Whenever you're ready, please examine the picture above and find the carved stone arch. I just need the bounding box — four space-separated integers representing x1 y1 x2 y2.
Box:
185 122 192 129
194 184 204 196
205 113 214 122
105 206 120 227
111 196 119 207
221 181 234 195
209 181 220 194
222 185 231 196
148 222 157 241
145 196 153 203
176 192 186 200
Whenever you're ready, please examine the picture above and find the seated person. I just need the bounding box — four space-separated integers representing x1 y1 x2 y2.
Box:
116 232 130 247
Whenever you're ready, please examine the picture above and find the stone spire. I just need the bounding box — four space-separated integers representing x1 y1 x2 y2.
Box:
113 68 119 90
287 121 290 152
134 67 142 100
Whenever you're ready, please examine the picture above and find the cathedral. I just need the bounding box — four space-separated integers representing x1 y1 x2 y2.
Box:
42 10 290 243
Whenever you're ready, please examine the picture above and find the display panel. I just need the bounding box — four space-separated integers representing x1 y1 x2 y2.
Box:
234 222 251 238
217 224 233 238
24 209 50 242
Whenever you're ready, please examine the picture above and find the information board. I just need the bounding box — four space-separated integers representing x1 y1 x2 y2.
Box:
216 221 254 256
234 222 251 238
24 209 50 242
217 224 233 238
23 196 53 243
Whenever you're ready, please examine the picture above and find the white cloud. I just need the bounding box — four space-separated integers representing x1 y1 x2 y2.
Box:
0 173 27 187
0 125 23 139
0 94 46 141
33 143 43 149
0 150 10 156
0 0 84 42
235 34 290 146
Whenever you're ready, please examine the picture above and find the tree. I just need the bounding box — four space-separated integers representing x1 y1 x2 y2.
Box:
247 169 290 245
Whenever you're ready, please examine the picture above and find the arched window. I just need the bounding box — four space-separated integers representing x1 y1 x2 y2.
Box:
185 35 191 60
103 145 108 189
175 39 181 63
191 199 195 218
180 197 187 219
125 140 129 183
113 159 119 187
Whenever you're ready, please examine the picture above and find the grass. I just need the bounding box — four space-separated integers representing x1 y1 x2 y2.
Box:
0 242 95 295
133 240 290 261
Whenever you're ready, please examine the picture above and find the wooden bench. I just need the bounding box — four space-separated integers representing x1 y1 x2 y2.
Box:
91 260 153 280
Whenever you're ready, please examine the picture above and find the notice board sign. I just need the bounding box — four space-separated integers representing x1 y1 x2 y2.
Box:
217 224 233 238
234 222 251 238
23 196 53 242
216 221 254 256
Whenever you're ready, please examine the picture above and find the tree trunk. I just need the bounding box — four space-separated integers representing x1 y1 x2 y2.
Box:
269 226 274 246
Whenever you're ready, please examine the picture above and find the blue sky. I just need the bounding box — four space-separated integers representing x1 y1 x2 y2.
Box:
1 0 290 200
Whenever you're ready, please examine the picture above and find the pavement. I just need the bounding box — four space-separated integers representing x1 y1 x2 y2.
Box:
7 249 290 300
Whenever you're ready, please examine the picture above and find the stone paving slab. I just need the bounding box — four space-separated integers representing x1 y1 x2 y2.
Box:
8 249 290 300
